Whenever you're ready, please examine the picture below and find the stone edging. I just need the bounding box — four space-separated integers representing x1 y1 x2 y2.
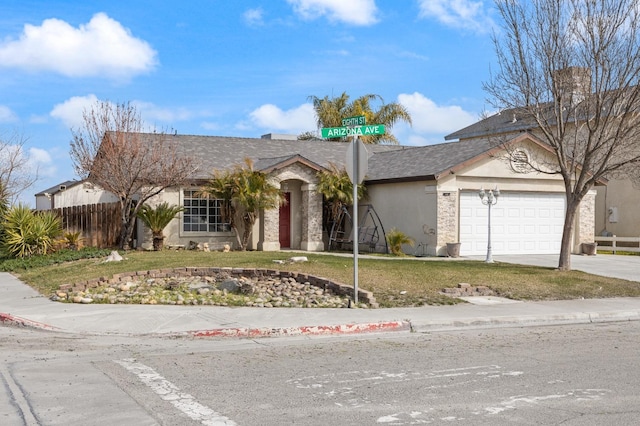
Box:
58 267 379 308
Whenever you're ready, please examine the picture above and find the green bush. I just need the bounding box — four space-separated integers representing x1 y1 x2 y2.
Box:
2 205 62 258
386 228 415 256
0 247 113 272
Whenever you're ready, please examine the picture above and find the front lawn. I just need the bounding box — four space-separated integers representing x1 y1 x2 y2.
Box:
8 250 640 308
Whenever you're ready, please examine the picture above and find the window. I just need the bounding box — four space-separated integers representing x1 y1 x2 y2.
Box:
182 190 231 233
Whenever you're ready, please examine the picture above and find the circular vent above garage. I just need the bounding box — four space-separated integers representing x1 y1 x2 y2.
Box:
511 149 531 173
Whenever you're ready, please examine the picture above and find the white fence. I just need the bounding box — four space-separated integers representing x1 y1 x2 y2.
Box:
594 235 640 254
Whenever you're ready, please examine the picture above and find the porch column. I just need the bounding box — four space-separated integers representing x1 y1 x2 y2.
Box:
575 190 596 253
259 208 280 251
436 190 458 256
301 183 324 251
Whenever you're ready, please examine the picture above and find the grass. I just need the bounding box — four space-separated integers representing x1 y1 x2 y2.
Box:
8 249 640 308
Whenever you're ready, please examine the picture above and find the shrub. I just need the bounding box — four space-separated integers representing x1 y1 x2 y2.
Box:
386 228 415 256
0 247 112 271
2 205 62 258
137 202 184 251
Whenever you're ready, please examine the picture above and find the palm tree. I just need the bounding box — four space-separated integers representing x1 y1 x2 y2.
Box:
137 202 184 251
308 92 412 144
316 163 367 244
200 158 285 251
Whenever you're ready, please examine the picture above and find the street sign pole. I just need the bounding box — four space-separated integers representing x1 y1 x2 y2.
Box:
320 116 385 308
352 134 359 306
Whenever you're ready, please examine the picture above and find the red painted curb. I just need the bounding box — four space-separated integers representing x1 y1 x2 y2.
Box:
0 313 60 331
189 320 412 338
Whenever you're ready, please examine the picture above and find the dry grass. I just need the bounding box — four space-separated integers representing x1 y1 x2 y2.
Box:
14 250 640 308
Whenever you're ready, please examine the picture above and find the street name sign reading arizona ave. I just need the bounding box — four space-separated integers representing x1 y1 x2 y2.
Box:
321 124 386 139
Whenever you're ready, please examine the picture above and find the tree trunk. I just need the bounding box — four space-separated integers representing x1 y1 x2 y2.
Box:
558 198 580 271
152 233 164 251
240 221 253 251
117 198 137 250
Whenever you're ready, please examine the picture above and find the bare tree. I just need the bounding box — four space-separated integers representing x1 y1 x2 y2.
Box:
70 101 199 249
0 130 38 204
484 0 640 271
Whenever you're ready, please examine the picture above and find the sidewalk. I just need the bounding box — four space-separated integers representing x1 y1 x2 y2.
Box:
2 253 640 338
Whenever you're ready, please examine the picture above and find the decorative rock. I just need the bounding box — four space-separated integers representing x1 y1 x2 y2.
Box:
103 251 124 262
54 269 365 309
218 278 240 293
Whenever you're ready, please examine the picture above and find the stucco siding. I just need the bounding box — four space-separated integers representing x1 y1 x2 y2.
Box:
367 181 438 255
595 179 640 237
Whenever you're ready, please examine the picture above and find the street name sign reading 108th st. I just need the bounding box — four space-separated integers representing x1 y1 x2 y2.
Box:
321 124 386 139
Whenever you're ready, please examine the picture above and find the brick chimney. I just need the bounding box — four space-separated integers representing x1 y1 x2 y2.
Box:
553 67 592 104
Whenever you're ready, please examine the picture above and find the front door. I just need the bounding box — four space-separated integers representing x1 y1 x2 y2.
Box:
279 192 291 248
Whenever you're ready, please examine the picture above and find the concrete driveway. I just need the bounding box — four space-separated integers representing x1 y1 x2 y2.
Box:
479 254 640 282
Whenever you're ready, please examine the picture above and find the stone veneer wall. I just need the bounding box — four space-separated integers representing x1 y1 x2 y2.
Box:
59 267 377 307
301 183 324 250
260 163 324 251
436 191 458 254
579 191 596 244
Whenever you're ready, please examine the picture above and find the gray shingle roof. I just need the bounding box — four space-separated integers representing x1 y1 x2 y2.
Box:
445 108 537 141
90 133 497 185
139 133 400 179
34 180 81 196
365 138 494 183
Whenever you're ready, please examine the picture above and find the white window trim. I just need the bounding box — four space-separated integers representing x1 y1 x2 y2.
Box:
179 188 234 237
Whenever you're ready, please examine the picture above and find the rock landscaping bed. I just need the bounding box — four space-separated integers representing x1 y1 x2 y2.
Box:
50 267 377 308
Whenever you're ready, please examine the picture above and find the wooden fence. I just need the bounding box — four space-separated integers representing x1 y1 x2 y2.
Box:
53 203 122 248
594 235 640 254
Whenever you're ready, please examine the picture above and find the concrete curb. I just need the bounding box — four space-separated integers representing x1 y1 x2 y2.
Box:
0 313 61 331
410 310 640 333
188 320 412 338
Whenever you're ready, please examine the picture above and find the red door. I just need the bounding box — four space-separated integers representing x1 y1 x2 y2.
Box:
279 192 291 248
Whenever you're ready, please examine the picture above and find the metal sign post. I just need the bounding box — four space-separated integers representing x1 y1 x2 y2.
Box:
322 116 385 307
352 135 360 306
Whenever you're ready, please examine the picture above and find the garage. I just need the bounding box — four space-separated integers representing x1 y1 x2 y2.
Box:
459 191 566 256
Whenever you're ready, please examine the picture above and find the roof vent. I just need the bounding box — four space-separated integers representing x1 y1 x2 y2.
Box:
59 185 67 191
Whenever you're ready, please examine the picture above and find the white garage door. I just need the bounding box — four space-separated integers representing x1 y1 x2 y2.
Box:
459 192 565 256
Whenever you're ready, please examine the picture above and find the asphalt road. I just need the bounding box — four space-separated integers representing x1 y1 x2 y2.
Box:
2 322 639 425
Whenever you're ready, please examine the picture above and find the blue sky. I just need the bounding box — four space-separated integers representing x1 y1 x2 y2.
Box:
0 0 499 203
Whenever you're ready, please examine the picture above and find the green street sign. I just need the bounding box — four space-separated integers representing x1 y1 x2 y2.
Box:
342 115 366 127
321 124 385 139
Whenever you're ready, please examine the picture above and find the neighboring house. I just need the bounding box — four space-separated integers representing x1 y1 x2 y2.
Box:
594 177 640 238
35 131 596 255
35 180 119 210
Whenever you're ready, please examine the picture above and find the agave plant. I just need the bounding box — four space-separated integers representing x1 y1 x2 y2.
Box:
136 202 184 251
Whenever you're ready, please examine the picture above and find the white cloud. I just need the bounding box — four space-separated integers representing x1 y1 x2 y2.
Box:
0 13 157 80
28 147 56 178
398 92 476 135
51 96 195 131
133 101 192 124
50 94 99 129
0 106 18 123
287 0 378 26
244 8 265 26
249 103 316 134
417 0 494 33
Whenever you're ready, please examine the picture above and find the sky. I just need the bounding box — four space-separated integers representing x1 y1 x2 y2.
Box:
0 0 501 204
